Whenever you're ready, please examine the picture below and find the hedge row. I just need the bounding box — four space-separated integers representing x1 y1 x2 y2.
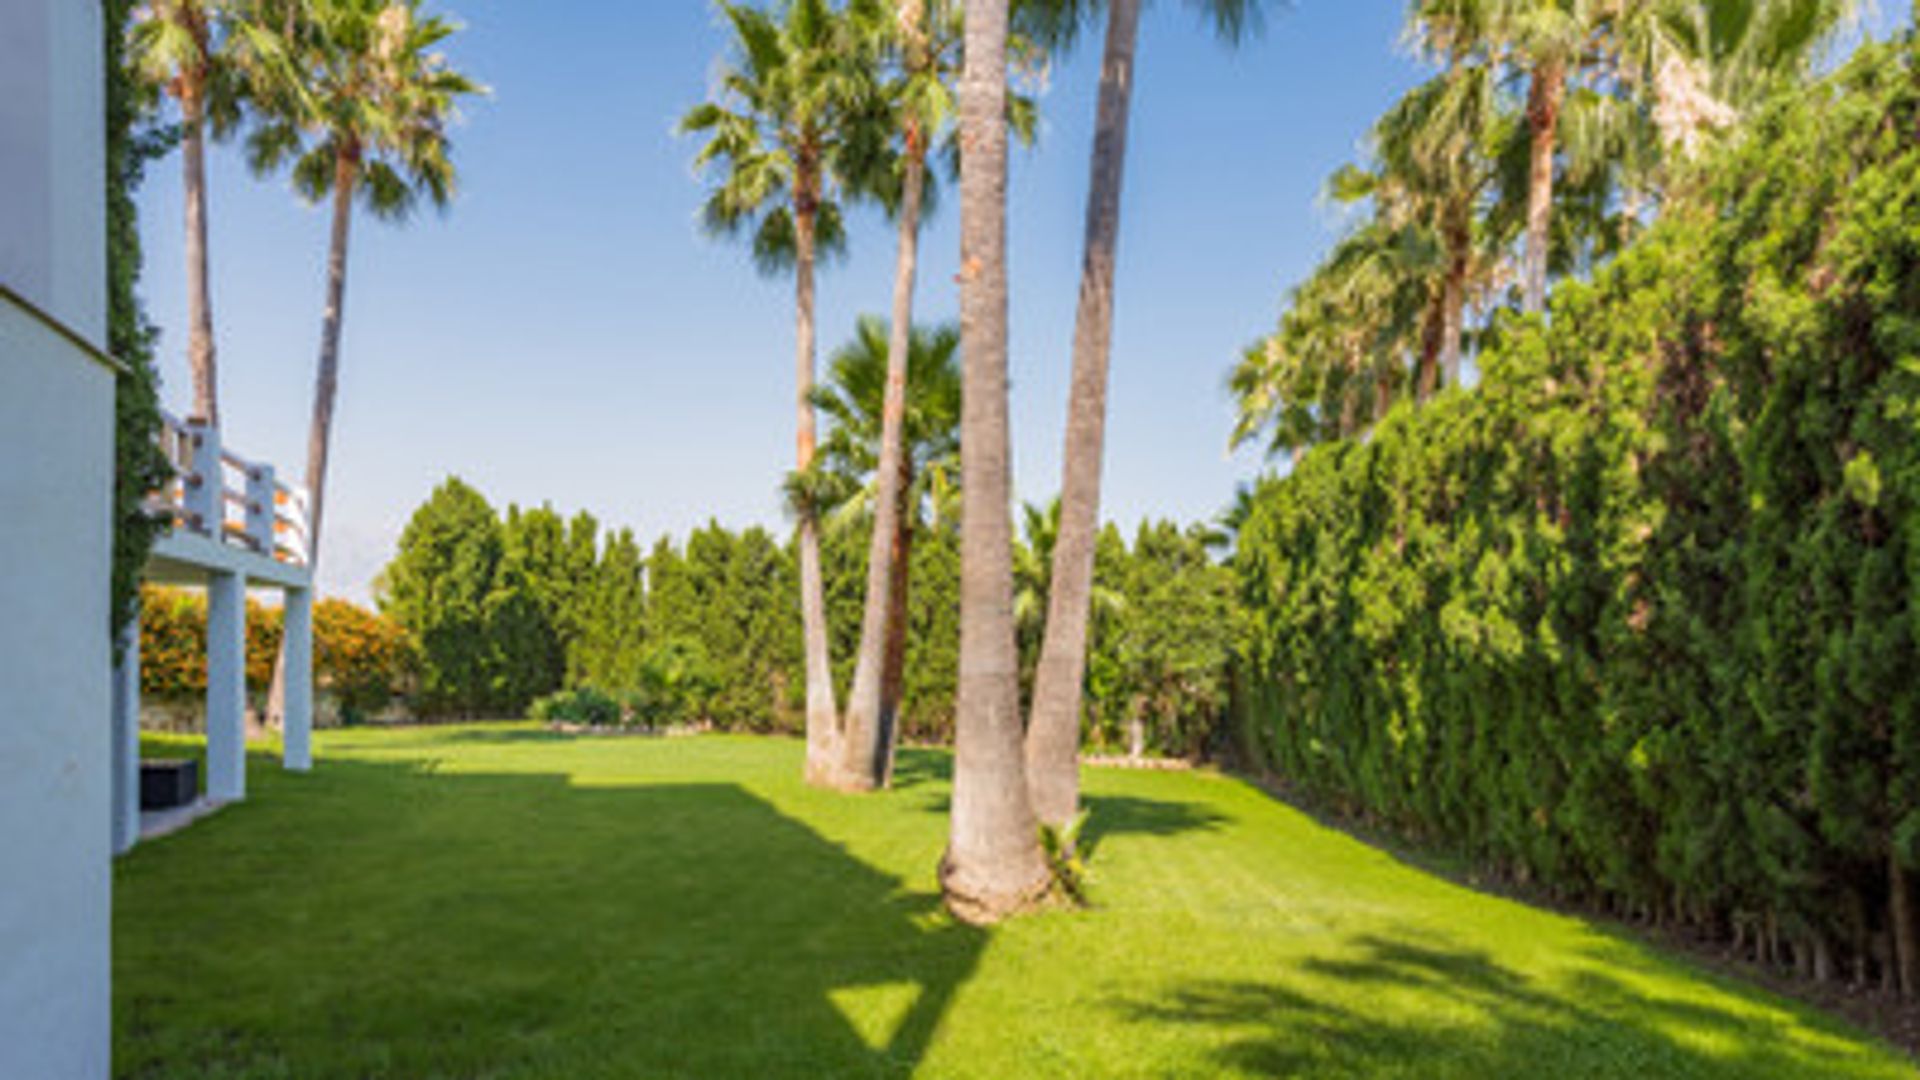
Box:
137 586 409 721
381 480 1236 753
1232 42 1920 990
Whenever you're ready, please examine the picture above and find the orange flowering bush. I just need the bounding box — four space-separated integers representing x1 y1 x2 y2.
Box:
313 597 411 719
138 585 283 698
138 586 409 720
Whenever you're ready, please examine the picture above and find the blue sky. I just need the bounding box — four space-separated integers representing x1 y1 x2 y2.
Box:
132 3 1907 602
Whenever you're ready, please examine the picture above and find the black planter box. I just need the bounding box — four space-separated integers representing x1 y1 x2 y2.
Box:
141 759 199 810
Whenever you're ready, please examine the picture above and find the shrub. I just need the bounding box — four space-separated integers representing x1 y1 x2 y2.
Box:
313 598 410 721
528 687 622 727
624 638 719 729
138 586 408 723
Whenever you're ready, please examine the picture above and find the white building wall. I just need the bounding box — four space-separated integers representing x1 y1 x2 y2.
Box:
0 302 117 1080
0 0 106 335
0 1 116 1076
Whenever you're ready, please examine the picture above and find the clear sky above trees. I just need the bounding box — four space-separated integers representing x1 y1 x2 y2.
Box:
131 2 1905 601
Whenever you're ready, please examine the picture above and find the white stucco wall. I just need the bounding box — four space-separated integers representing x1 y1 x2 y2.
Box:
0 1 115 1076
0 0 107 337
0 300 117 1080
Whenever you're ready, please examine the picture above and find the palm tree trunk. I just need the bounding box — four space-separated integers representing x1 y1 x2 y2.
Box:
181 87 219 427
1439 210 1470 388
943 0 1050 925
838 141 928 791
1026 0 1143 829
270 147 354 730
303 148 358 575
794 189 841 787
1416 292 1445 403
1522 58 1566 315
879 482 913 786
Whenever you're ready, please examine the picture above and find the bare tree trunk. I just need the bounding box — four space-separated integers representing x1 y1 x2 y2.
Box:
794 188 841 787
1522 58 1565 315
1026 0 1142 830
943 0 1049 925
839 140 928 791
181 87 220 427
1893 847 1917 998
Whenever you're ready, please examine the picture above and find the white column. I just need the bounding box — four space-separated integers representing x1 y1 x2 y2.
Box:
111 608 142 854
205 571 247 802
283 587 313 772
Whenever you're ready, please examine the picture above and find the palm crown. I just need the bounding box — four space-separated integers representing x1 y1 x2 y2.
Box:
680 0 892 274
247 0 483 219
794 316 963 532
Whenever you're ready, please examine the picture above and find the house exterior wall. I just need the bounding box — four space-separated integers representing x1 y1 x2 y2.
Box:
0 299 117 1080
0 0 106 335
0 1 115 1076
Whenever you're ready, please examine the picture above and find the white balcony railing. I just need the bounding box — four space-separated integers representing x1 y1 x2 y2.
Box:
149 412 311 566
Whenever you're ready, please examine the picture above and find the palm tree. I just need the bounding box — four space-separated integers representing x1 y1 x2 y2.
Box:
1021 0 1274 831
1412 0 1852 315
1013 497 1122 691
943 0 1051 924
835 0 1037 791
1332 60 1507 397
1498 1 1596 314
1011 499 1060 660
130 0 246 426
1228 222 1431 457
834 0 959 791
798 316 961 786
681 0 884 787
255 0 477 572
1620 0 1855 199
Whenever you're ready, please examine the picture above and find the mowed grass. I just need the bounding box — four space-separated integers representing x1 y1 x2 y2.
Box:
117 725 1913 1079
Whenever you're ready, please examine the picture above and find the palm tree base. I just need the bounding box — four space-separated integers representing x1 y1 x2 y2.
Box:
938 849 1052 925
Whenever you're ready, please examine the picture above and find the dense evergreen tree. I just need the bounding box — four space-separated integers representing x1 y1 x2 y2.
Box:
378 478 506 716
1232 36 1920 993
571 528 648 691
378 477 1237 755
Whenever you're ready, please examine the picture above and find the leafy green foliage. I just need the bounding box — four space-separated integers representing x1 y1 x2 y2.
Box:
378 476 1232 753
377 477 514 716
136 587 409 722
107 0 173 653
1233 38 1920 981
243 0 484 221
626 638 723 729
1038 808 1093 904
528 686 622 728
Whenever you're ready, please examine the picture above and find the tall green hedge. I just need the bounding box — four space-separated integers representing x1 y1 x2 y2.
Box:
1233 40 1920 988
380 479 1234 752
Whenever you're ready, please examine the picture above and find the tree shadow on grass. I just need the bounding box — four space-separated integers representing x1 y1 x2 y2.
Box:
1115 930 1901 1078
376 723 573 746
114 752 985 1079
893 749 1229 856
1078 794 1230 860
889 747 952 791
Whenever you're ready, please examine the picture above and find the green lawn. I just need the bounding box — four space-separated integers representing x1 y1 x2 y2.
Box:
117 725 1913 1079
